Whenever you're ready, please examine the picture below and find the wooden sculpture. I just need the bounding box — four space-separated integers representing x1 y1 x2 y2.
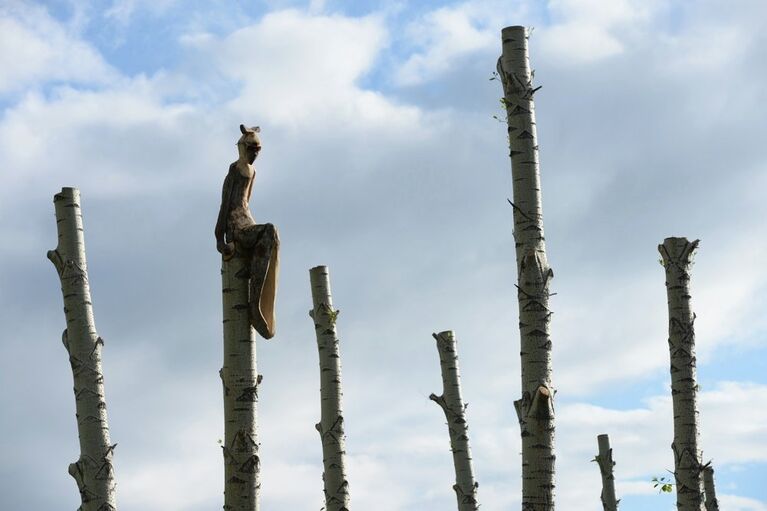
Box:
215 124 280 339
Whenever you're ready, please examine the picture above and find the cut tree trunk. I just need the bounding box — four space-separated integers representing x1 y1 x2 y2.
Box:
221 255 261 510
498 25 556 510
659 237 704 511
309 265 350 511
594 434 618 511
429 331 480 511
47 187 117 511
703 465 719 511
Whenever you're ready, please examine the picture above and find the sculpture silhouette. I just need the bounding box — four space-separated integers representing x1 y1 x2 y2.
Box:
215 124 280 339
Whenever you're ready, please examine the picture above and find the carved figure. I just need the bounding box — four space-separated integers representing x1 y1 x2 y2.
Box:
215 124 280 339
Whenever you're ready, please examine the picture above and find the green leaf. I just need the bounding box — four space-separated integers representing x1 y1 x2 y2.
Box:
651 475 675 493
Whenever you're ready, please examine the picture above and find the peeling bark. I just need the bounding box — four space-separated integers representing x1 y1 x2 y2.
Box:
309 266 350 511
498 26 556 511
221 255 261 510
47 187 117 511
659 237 704 511
429 331 480 511
703 465 719 511
594 434 619 511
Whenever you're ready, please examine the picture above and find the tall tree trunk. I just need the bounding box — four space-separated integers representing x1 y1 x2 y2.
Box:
703 465 719 511
309 266 350 511
47 187 117 511
221 255 261 510
498 25 556 510
429 331 480 511
594 434 618 511
659 237 704 511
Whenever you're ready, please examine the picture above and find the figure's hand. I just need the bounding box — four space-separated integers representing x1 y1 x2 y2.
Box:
217 241 235 260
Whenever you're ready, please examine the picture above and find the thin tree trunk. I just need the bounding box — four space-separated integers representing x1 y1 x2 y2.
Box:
659 237 704 511
429 331 480 511
47 187 117 511
498 25 556 510
703 465 719 511
309 266 350 511
221 255 261 510
594 434 618 511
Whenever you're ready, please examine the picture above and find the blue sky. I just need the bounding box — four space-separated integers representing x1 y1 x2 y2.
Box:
1 0 766 510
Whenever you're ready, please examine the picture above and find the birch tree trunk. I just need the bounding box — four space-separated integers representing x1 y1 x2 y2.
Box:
47 187 117 511
498 25 556 510
594 434 618 511
703 465 719 511
221 255 261 510
309 266 350 511
659 237 704 511
429 331 480 511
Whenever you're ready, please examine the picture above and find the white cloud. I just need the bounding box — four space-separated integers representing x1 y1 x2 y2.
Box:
308 0 326 14
191 9 425 131
693 236 767 355
552 381 767 508
550 229 767 395
661 0 767 65
546 0 658 27
0 81 199 199
120 455 220 510
390 0 665 79
260 460 323 509
395 5 497 86
538 0 663 64
718 494 767 511
456 375 767 509
661 25 744 74
699 382 767 463
0 7 439 217
391 0 535 86
539 22 625 62
0 4 118 93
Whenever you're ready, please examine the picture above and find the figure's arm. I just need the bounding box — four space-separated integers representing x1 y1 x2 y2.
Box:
215 169 235 259
245 171 254 202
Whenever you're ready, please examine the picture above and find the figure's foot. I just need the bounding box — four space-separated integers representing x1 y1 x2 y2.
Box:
249 253 272 338
251 312 275 339
248 227 279 339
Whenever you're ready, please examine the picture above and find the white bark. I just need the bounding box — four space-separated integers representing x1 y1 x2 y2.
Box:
47 187 117 511
221 255 261 510
498 26 556 511
594 434 618 511
703 465 719 511
659 237 704 511
429 331 480 511
309 266 350 511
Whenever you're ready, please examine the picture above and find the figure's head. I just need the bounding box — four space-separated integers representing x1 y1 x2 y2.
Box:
237 124 261 164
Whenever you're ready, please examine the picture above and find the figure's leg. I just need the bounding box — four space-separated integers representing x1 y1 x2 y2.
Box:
247 224 280 339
